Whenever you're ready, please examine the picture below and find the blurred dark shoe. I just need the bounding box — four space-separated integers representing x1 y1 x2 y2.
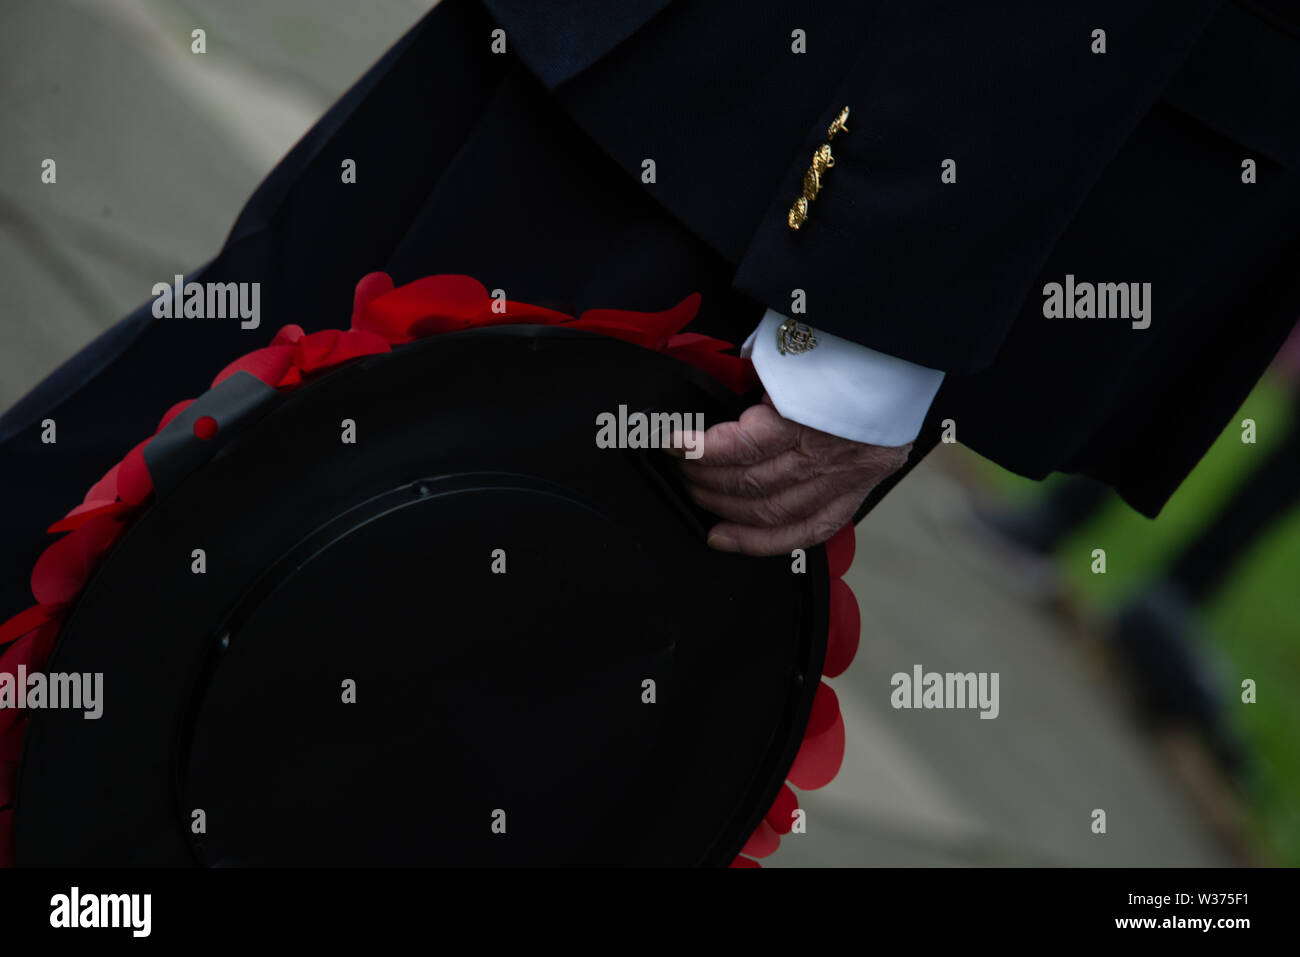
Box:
979 501 1061 555
968 501 1072 608
1111 582 1247 774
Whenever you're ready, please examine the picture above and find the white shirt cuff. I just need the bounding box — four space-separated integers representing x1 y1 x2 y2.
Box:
741 309 945 446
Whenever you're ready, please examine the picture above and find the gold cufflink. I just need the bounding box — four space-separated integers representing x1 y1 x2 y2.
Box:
777 318 818 355
788 106 849 231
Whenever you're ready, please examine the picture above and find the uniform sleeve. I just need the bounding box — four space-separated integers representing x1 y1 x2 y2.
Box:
731 0 1226 374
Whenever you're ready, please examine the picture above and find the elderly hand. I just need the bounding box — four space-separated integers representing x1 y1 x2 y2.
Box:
663 394 910 556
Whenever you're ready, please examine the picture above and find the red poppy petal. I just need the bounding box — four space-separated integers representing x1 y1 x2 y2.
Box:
665 332 727 355
665 336 758 393
407 314 473 339
495 301 574 324
350 272 395 329
806 681 841 739
560 315 649 346
308 328 390 374
825 523 855 578
271 323 305 346
787 711 846 790
30 514 124 606
740 818 781 859
339 329 394 358
83 462 121 505
277 365 304 389
30 619 60 663
359 275 490 342
407 275 491 317
211 344 296 389
824 578 861 678
730 855 761 868
0 604 60 645
720 356 760 393
765 783 799 835
48 500 132 534
295 329 341 371
296 328 390 373
578 293 700 350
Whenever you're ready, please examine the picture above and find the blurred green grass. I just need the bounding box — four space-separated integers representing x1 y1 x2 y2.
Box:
974 376 1300 864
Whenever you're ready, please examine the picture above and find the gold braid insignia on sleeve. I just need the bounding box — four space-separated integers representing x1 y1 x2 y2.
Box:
788 107 849 231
